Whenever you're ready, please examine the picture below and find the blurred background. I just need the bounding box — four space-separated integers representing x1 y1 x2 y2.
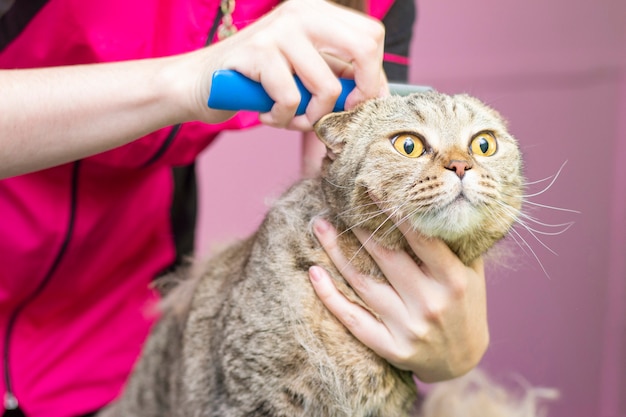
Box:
195 1 626 416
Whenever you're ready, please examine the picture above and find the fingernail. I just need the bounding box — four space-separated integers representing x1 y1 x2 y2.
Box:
313 218 331 235
309 266 324 283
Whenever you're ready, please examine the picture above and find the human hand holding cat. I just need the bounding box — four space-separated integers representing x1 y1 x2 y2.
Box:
309 218 489 383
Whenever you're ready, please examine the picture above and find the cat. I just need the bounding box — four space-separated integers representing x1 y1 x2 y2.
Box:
97 90 524 417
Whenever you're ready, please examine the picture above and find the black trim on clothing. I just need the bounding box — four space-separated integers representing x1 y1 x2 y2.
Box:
1 404 25 417
141 124 182 167
153 5 226 270
382 0 416 82
141 6 223 168
168 162 199 269
0 0 49 52
2 161 81 417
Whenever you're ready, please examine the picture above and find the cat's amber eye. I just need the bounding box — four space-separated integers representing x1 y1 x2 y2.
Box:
391 134 424 158
470 132 497 157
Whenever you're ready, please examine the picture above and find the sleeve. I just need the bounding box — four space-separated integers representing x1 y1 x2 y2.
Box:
381 0 416 83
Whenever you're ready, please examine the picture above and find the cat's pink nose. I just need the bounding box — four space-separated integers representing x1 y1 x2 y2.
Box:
445 160 472 179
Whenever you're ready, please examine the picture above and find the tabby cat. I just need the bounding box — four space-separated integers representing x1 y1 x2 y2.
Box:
98 91 523 417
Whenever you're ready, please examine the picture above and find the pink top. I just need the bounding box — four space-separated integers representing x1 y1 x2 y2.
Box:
0 0 397 416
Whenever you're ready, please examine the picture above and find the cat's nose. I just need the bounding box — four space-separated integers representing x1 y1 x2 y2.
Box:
445 160 472 179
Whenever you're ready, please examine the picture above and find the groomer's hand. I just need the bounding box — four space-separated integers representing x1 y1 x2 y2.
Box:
309 218 489 383
180 0 386 130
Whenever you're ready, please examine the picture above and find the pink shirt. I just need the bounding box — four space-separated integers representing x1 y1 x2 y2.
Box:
0 1 396 416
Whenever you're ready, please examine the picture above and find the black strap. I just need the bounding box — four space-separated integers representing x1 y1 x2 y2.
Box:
0 0 49 52
2 406 26 417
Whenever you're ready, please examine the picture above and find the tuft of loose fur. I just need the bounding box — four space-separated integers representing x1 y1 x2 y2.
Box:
419 369 559 417
99 91 529 417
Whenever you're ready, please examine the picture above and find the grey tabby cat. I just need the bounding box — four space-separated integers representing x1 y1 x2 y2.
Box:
98 91 523 417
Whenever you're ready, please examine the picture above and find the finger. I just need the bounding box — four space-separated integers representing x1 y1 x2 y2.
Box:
395 220 467 280
364 192 460 278
320 52 355 79
283 114 315 132
280 38 344 125
350 227 429 305
254 55 302 127
217 31 302 126
308 265 396 358
312 219 406 320
296 2 384 101
324 16 385 100
350 228 457 326
312 218 365 281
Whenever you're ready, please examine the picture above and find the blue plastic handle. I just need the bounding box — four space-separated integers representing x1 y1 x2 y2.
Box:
207 69 356 115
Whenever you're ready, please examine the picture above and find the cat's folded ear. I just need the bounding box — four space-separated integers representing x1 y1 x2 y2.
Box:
314 111 354 160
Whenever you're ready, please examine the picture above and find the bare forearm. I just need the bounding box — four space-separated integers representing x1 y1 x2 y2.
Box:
0 56 199 178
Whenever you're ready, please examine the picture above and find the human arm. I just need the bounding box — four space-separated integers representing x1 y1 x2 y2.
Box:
0 0 385 179
309 218 489 383
0 58 196 178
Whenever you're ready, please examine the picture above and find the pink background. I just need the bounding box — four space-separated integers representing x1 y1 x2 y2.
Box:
195 1 626 416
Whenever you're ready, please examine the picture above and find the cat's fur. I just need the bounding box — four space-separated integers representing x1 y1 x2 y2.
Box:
98 91 523 417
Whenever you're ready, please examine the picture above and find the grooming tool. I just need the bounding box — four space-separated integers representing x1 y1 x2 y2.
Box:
207 69 432 115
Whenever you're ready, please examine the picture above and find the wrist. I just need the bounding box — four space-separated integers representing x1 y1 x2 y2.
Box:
160 46 236 125
152 54 202 124
413 331 490 383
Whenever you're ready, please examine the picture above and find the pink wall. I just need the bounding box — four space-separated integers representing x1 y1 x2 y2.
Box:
196 1 626 416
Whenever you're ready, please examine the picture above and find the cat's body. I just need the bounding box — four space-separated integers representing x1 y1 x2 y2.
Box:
99 91 523 417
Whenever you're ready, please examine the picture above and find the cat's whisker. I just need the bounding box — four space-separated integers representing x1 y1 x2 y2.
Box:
322 176 353 190
368 199 428 242
521 160 569 198
333 207 389 239
521 200 580 214
480 203 540 266
514 217 559 256
500 189 578 214
515 215 576 236
490 195 575 237
366 203 408 240
522 223 576 237
373 217 404 244
489 209 533 258
334 195 412 233
339 204 408 273
393 206 424 233
333 197 403 219
509 226 552 279
513 219 562 254
503 232 530 259
490 200 561 258
523 177 556 187
515 210 577 232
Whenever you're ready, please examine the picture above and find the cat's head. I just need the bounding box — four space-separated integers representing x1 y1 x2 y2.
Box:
314 91 524 264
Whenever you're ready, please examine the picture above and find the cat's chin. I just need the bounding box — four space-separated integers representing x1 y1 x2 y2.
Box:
413 198 484 241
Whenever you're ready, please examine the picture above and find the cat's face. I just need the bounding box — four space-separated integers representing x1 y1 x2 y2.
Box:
315 91 523 264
